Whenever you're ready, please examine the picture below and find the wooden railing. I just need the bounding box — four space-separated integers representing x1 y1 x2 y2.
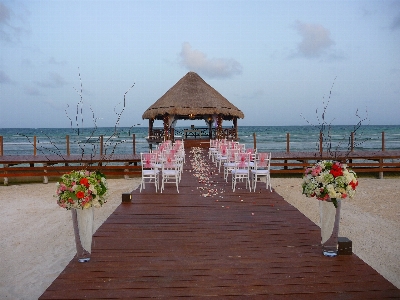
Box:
268 151 400 179
1 150 399 185
0 135 137 156
0 154 141 185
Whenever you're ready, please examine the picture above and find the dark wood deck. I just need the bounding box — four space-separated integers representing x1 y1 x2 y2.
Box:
36 149 400 298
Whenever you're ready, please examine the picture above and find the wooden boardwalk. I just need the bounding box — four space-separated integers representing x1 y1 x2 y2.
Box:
40 148 399 299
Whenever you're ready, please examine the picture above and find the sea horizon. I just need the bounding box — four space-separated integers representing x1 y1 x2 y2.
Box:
1 125 399 156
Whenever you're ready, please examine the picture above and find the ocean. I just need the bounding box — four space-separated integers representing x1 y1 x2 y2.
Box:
0 125 399 156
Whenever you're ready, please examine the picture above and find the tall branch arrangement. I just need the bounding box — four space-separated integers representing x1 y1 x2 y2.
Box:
19 69 135 163
301 77 370 159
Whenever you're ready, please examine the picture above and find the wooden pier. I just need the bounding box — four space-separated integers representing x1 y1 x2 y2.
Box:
39 148 399 299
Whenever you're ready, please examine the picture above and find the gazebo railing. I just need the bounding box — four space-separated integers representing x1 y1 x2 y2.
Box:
147 127 238 141
174 127 209 139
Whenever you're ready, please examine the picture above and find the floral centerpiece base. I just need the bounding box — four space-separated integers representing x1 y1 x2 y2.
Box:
320 199 341 257
72 207 94 262
302 160 357 257
55 170 108 263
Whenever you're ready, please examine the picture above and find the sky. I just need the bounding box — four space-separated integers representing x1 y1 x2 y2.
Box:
0 0 399 128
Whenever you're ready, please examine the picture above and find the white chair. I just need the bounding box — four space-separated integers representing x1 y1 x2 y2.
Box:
215 144 228 172
161 153 180 193
231 152 251 192
174 150 185 182
140 153 160 192
208 139 218 161
246 148 257 169
236 143 246 153
223 148 238 182
251 152 272 192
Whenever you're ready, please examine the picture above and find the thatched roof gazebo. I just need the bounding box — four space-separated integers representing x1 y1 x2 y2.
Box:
142 72 244 145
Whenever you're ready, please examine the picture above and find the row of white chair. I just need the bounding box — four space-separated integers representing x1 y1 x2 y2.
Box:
230 152 272 192
140 140 185 193
209 139 272 192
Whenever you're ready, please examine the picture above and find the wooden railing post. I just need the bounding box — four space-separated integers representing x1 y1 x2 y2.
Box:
0 136 3 156
286 133 290 153
66 135 70 156
100 135 104 156
319 132 323 154
124 162 130 179
379 158 384 179
43 163 48 184
4 164 8 185
350 132 354 152
132 134 136 155
253 133 257 150
380 132 385 179
284 132 289 170
34 136 37 156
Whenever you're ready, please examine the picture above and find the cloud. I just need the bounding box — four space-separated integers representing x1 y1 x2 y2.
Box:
36 72 67 88
294 21 335 58
0 2 28 43
391 13 400 30
179 42 242 78
49 57 67 65
0 70 12 83
24 85 41 96
0 2 10 23
0 2 11 41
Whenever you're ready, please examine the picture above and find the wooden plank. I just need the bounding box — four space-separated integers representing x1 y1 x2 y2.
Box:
39 148 400 299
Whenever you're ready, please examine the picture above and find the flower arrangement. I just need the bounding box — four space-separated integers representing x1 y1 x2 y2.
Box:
302 160 358 207
56 170 108 210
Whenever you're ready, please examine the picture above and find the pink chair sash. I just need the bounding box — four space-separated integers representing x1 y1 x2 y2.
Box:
143 153 152 168
238 153 247 168
258 153 268 168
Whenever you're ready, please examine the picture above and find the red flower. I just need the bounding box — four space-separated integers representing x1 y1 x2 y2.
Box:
80 177 89 187
330 163 343 177
349 180 358 190
76 191 85 199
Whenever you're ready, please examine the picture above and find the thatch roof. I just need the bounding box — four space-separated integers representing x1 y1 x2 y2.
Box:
142 72 244 120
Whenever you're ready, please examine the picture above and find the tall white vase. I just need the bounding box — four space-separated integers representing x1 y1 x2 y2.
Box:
319 199 341 257
71 207 94 262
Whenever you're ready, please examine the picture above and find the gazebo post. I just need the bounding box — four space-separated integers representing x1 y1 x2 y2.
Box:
207 117 213 139
233 117 238 140
217 114 223 139
148 119 154 138
163 114 169 141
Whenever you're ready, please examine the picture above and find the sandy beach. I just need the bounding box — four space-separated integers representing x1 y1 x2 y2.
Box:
0 176 399 299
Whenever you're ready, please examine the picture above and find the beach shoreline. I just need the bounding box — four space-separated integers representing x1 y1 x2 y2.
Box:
0 177 399 299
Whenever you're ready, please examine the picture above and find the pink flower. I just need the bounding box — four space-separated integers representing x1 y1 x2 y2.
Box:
311 166 322 176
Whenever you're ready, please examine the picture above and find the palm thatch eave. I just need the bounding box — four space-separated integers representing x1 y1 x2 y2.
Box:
142 72 244 120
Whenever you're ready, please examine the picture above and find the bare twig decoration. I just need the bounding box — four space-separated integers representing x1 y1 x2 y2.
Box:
18 69 136 166
301 77 370 159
